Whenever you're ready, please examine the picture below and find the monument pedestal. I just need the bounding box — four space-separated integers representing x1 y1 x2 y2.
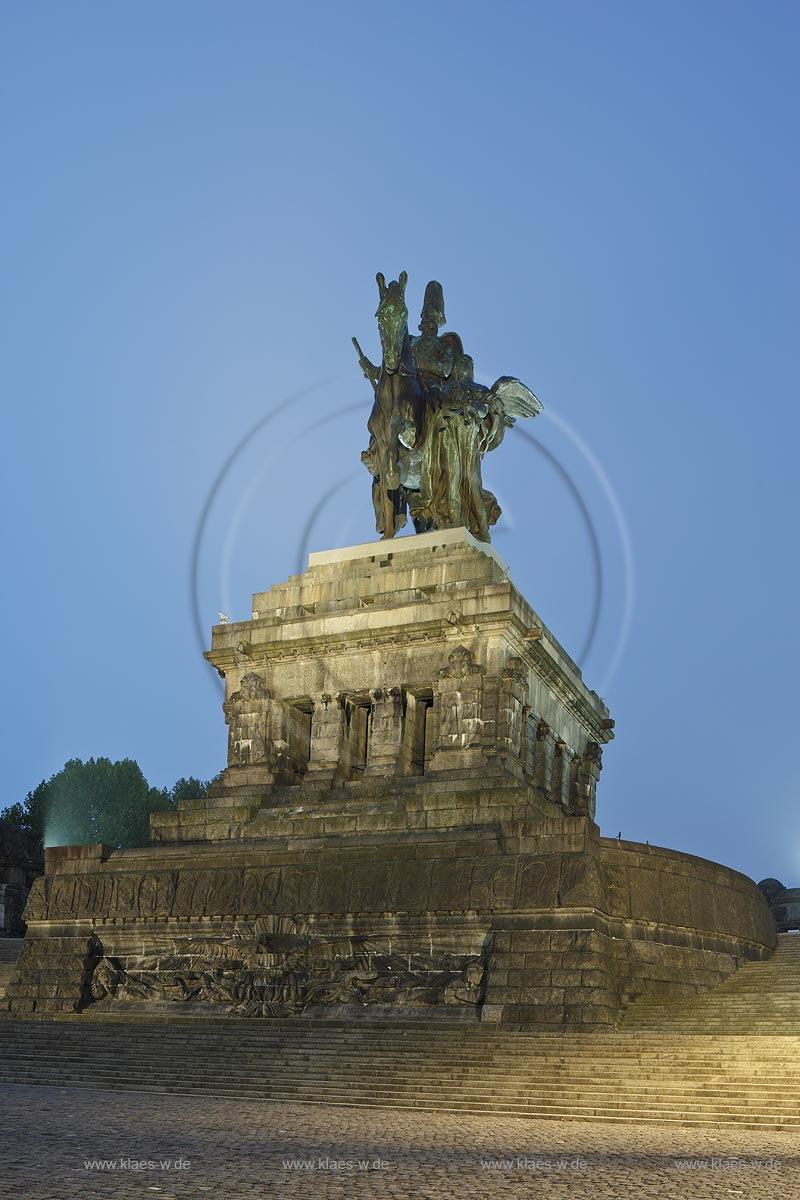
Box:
4 532 775 1025
154 527 611 841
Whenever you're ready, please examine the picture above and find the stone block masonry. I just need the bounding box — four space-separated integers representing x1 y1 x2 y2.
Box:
3 531 776 1026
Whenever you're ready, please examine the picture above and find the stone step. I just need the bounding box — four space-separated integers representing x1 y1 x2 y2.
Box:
0 939 23 964
6 1050 796 1076
1 1070 796 1129
3 1029 798 1055
4 1060 799 1099
2 1021 799 1128
0 938 22 998
2 1056 796 1102
620 935 800 1034
5 1026 800 1056
5 1027 800 1056
5 1042 799 1074
625 1026 800 1034
624 1019 800 1026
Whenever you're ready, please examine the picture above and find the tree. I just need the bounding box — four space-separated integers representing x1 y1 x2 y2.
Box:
1 780 50 837
0 761 212 849
169 777 209 805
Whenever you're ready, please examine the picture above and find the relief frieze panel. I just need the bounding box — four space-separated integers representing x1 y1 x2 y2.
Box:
87 916 488 1017
28 857 533 926
240 869 282 915
517 857 562 908
468 861 518 908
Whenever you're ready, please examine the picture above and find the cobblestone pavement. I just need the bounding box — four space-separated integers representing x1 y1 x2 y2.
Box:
2 1085 799 1199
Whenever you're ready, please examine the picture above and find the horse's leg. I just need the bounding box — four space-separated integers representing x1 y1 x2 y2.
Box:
378 448 404 538
371 477 385 536
384 382 402 491
368 395 395 537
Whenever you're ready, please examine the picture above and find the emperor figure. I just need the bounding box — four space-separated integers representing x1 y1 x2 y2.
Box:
409 280 463 395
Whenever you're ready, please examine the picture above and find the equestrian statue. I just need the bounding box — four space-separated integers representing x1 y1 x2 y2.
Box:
354 273 542 543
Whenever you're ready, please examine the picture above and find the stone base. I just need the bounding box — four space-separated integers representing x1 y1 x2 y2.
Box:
150 772 560 843
3 933 99 1015
5 534 777 1025
5 819 776 1025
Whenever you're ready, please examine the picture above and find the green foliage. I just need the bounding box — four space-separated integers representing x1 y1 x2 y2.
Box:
1 799 31 830
0 761 212 849
1 780 49 837
170 777 209 805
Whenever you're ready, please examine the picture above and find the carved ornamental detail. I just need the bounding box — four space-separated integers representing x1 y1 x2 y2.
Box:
433 646 486 751
209 644 606 811
223 673 272 767
88 917 487 1017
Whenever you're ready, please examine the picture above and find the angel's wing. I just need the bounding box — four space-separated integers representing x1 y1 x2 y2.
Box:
490 376 543 419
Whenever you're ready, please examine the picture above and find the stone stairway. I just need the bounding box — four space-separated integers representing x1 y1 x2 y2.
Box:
151 771 540 845
0 938 22 998
1 1017 799 1130
2 933 798 1129
621 933 800 1034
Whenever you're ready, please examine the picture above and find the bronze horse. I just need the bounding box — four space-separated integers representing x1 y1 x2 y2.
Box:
361 271 425 539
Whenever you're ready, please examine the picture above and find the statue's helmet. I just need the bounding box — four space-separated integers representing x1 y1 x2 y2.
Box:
420 280 446 328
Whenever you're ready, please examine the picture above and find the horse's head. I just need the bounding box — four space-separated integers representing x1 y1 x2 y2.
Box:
375 271 408 372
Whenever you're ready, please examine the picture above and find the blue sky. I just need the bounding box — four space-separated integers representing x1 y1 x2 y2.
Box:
2 2 798 882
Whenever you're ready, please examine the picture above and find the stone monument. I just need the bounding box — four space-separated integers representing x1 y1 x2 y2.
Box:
355 274 541 541
3 274 776 1025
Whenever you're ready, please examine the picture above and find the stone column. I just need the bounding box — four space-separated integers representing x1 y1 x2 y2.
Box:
397 692 431 777
339 697 370 782
523 709 540 780
534 720 558 800
552 741 576 813
365 688 404 777
497 656 528 764
574 742 603 820
305 693 347 782
272 702 312 784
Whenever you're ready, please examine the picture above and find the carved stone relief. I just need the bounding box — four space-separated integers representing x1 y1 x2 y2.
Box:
433 645 486 751
88 917 487 1017
223 673 273 767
